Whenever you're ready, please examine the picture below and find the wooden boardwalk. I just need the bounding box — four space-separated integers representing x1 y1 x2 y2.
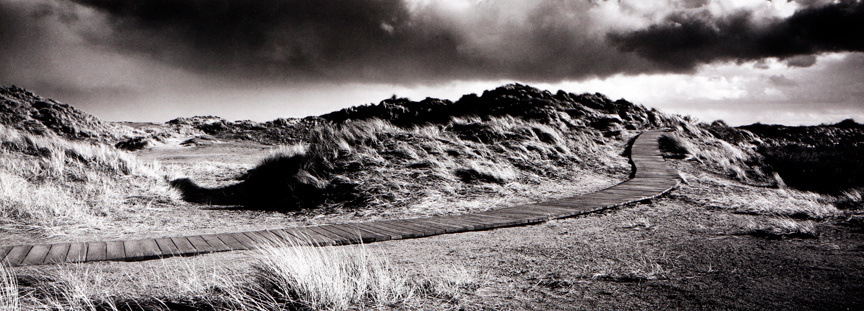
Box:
1 131 679 267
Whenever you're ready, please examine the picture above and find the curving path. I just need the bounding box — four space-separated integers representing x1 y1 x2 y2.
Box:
1 131 679 267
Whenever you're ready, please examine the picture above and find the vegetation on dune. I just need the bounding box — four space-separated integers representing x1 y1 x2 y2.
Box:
0 86 123 141
0 124 177 237
171 84 696 212
706 119 864 195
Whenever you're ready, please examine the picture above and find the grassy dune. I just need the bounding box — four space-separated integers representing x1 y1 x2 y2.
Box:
170 114 632 217
0 124 179 241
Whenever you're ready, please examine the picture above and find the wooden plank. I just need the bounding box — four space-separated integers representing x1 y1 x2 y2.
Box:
339 223 392 242
460 214 522 228
86 242 107 262
244 231 275 245
230 232 259 249
121 240 146 259
43 243 71 264
537 199 600 209
471 211 533 223
481 210 541 225
441 215 499 229
305 226 348 245
258 230 289 245
401 219 459 234
370 221 423 239
526 204 579 217
4 245 32 266
187 236 216 253
201 234 232 252
410 218 468 233
351 222 405 239
492 208 555 218
107 241 126 260
243 231 275 246
170 236 199 255
342 223 400 240
425 217 478 231
532 204 592 217
282 228 332 246
21 244 50 266
214 233 247 250
479 212 544 225
66 242 87 263
317 225 362 244
414 218 466 231
384 219 441 236
0 246 12 261
277 228 320 246
409 218 467 234
268 229 305 245
155 238 180 255
124 239 162 260
359 222 411 237
321 224 373 243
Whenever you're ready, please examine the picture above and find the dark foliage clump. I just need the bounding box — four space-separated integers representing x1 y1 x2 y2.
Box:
739 119 864 194
657 134 691 159
757 144 864 194
170 151 366 210
320 83 672 129
115 137 150 151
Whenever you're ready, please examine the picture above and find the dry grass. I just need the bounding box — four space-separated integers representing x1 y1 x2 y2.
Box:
1 263 17 311
251 240 413 310
670 124 771 184
1 236 480 310
0 124 179 240
169 115 629 217
677 170 840 220
182 116 629 214
740 218 818 239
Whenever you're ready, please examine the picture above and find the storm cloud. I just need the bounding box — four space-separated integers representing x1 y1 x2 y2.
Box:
1 0 660 83
609 1 864 71
2 0 863 98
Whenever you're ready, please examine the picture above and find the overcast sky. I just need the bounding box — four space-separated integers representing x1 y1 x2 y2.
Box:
1 0 862 125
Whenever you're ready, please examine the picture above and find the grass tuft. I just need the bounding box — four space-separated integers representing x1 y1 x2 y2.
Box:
1 263 17 311
658 133 692 159
252 239 413 310
740 218 818 239
454 162 517 184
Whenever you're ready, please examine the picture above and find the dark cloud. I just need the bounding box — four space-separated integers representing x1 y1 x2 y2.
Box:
768 74 798 87
609 1 864 72
3 0 863 88
53 0 660 83
784 55 817 68
68 0 469 81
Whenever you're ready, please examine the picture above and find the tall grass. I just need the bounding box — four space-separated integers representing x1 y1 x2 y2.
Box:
0 124 177 235
252 240 412 310
669 124 773 185
3 236 459 310
740 218 818 239
680 171 840 219
1 264 17 311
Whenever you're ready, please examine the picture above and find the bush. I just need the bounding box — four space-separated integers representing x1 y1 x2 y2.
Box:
658 134 691 159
